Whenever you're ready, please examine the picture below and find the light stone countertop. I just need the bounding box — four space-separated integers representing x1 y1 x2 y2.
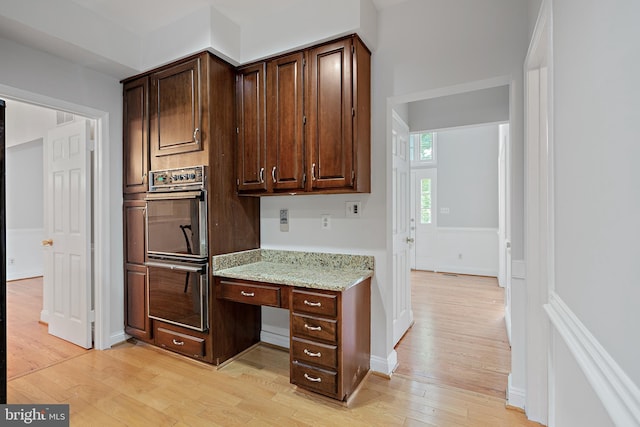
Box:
211 249 374 291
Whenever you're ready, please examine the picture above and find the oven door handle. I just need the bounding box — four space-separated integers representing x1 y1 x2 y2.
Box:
145 191 203 201
145 261 206 273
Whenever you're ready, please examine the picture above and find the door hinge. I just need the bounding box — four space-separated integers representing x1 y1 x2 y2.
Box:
88 139 96 152
352 44 355 54
236 127 239 134
303 116 307 125
90 310 96 323
352 108 356 117
236 178 240 187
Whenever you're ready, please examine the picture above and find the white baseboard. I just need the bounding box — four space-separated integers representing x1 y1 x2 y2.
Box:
436 265 497 277
370 350 398 376
109 331 128 348
261 326 290 349
507 373 526 410
545 292 640 427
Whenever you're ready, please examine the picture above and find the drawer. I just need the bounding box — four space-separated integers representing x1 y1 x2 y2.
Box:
291 361 337 398
292 289 337 317
291 337 337 369
218 279 281 307
291 313 337 344
156 327 205 358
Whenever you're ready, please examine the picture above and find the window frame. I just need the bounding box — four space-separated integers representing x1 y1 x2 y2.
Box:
409 131 437 166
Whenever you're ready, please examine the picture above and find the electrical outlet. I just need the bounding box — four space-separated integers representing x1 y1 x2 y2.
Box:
321 214 331 230
346 201 362 218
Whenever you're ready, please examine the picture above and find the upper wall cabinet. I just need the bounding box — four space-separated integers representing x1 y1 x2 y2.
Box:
236 35 370 196
236 62 267 192
150 56 202 158
236 52 305 194
123 76 149 194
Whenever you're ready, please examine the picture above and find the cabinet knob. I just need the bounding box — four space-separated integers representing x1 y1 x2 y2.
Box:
303 349 322 358
193 128 200 144
271 166 277 183
311 163 316 181
304 324 322 332
259 167 265 184
304 373 322 383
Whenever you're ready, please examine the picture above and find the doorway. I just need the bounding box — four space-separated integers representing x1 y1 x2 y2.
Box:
3 99 96 372
388 78 513 390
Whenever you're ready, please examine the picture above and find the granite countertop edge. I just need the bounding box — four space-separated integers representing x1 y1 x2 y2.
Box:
211 249 374 291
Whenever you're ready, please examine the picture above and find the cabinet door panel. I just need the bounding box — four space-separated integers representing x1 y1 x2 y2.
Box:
123 77 149 193
125 264 151 340
124 200 146 265
267 52 305 191
236 63 267 192
306 39 353 190
150 57 202 157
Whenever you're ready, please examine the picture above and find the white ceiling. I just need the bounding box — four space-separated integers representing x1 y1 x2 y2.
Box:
70 0 408 35
0 0 410 78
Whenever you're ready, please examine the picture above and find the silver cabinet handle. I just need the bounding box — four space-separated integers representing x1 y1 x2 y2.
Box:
193 127 200 144
304 324 321 331
271 166 277 183
172 339 184 346
240 291 255 297
304 300 321 307
311 163 316 181
259 167 265 183
304 373 322 383
303 349 321 358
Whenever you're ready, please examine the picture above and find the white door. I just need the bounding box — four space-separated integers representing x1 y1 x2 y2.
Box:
391 111 413 346
413 168 437 271
42 119 92 348
498 124 510 288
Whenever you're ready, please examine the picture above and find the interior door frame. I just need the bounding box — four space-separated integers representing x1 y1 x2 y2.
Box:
1 98 7 403
0 84 111 352
387 74 513 376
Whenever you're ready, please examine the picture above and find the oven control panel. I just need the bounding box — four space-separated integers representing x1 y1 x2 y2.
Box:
149 165 205 191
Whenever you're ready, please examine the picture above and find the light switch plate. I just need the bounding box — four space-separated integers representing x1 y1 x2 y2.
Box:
346 201 362 218
280 209 289 232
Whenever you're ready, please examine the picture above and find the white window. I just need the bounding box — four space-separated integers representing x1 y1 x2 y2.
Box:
409 131 436 165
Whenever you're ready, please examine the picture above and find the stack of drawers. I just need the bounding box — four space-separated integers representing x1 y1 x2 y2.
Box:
290 289 341 399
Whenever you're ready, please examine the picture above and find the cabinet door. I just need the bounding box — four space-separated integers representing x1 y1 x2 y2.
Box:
124 200 151 340
306 38 354 191
125 264 151 340
150 56 202 157
123 77 149 193
236 63 267 192
124 200 146 265
267 52 305 192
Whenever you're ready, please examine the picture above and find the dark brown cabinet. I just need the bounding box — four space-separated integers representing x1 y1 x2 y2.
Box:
236 63 267 192
236 35 370 196
306 36 370 193
267 52 305 192
123 200 151 341
150 56 202 158
123 77 149 194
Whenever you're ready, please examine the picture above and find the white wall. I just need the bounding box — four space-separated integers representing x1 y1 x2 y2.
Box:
436 124 499 228
547 0 640 425
409 85 509 132
0 36 124 347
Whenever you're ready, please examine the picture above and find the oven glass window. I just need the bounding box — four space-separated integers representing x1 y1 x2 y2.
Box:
147 198 203 258
148 265 207 331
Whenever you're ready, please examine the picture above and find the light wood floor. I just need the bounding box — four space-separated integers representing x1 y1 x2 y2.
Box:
6 277 89 380
395 271 510 398
6 273 542 426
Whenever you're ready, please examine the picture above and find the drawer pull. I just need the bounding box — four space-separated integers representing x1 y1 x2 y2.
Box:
304 300 321 307
304 324 322 332
304 373 322 383
303 349 321 358
240 291 255 297
172 339 185 346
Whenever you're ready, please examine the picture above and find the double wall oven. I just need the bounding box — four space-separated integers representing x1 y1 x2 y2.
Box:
145 165 209 332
